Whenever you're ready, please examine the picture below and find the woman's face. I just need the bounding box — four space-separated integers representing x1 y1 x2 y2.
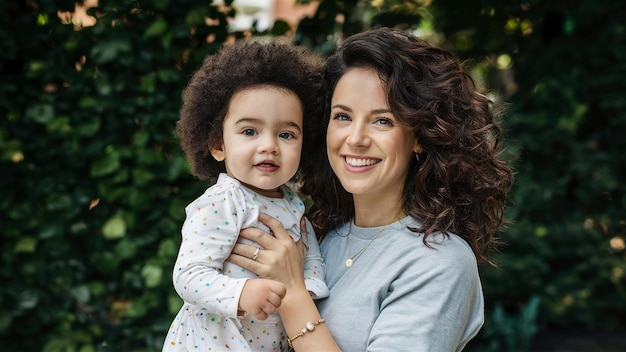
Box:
326 67 420 205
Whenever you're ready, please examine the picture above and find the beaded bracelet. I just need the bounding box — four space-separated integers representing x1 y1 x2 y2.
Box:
287 318 325 347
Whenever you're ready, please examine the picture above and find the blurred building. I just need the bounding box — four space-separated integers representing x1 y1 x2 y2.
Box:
63 0 319 35
206 0 319 34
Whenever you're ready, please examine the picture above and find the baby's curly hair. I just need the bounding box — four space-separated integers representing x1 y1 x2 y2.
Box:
176 39 326 183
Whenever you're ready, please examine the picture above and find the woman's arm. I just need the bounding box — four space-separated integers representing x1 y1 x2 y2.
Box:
229 214 341 351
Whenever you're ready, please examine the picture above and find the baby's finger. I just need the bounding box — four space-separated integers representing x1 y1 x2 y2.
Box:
252 309 269 321
266 291 283 310
269 281 286 299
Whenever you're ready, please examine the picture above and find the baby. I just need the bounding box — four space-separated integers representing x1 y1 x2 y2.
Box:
163 39 329 351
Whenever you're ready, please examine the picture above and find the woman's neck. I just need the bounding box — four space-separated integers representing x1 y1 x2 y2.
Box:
353 194 405 228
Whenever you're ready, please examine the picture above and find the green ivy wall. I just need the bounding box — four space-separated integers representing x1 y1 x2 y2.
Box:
1 0 624 350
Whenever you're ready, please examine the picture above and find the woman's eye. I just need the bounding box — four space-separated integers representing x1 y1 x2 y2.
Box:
332 113 350 121
279 132 295 140
375 117 394 126
242 129 257 136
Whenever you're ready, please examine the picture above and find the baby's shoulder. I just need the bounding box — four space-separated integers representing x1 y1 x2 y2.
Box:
189 177 252 208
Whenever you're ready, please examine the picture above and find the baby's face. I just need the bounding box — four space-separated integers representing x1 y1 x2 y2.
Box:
211 86 303 197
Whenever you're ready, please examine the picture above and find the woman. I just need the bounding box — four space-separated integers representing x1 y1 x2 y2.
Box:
229 27 513 351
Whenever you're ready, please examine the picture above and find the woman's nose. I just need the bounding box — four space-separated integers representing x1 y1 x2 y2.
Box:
346 125 369 147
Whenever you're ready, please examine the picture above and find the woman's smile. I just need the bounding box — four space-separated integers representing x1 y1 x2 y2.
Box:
344 156 381 167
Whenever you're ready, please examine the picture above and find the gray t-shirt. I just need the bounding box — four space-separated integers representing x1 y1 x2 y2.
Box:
317 216 484 352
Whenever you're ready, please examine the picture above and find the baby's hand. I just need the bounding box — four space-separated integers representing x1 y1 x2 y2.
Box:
238 279 286 320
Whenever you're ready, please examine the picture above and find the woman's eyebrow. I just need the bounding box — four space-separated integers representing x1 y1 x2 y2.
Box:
331 104 352 112
331 104 392 115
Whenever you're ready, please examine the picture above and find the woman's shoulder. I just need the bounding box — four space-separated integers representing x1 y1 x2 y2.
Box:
391 220 479 270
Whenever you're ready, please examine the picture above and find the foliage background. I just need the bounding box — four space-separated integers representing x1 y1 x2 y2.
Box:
1 0 624 351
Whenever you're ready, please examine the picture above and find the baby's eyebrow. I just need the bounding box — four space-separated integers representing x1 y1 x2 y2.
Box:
234 117 263 125
282 121 302 133
235 117 302 133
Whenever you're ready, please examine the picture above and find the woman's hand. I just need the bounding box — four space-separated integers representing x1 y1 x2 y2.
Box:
231 214 341 351
229 213 307 290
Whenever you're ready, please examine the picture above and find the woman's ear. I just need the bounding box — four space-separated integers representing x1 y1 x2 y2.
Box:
413 141 423 154
210 143 225 162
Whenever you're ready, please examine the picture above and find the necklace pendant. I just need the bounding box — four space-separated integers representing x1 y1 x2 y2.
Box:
345 258 354 267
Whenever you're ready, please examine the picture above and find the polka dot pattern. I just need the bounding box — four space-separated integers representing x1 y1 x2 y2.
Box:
163 174 328 351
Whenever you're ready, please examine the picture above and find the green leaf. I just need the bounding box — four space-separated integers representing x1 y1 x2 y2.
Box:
90 149 120 177
18 291 39 310
133 130 150 147
132 168 155 186
168 293 184 315
153 0 171 10
0 313 12 333
26 103 54 124
141 263 163 288
90 40 132 64
145 18 168 38
102 216 126 239
71 285 91 304
14 237 37 253
114 238 138 259
46 116 72 134
75 117 101 137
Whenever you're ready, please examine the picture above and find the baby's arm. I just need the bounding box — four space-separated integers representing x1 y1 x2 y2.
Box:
238 278 286 320
173 187 253 318
301 217 330 299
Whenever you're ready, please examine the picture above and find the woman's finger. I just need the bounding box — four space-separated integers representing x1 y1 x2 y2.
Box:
229 244 269 276
232 213 305 288
258 213 291 241
238 226 278 249
230 242 264 262
295 234 306 259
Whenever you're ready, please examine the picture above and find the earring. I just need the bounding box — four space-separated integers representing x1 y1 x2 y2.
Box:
414 143 423 162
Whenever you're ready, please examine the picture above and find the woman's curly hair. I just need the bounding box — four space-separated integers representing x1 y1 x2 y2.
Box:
302 27 514 264
176 38 326 184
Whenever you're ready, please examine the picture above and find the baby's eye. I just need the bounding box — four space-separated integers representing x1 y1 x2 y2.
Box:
242 129 257 136
279 132 296 140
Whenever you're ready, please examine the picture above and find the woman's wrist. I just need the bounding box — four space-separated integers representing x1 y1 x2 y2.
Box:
287 318 326 348
278 285 340 351
278 280 308 314
278 283 318 331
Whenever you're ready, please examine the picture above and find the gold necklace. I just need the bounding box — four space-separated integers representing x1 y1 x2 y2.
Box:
345 221 388 268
